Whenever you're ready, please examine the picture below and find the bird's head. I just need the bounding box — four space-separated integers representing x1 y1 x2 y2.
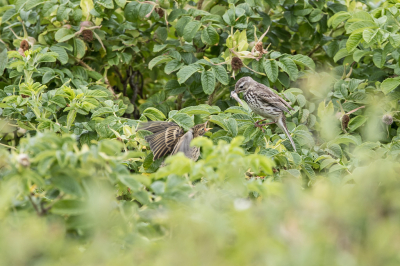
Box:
234 76 254 94
193 121 212 137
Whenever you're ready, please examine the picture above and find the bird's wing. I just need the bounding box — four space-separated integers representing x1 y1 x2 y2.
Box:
138 121 179 134
256 85 294 113
170 130 194 158
144 125 184 160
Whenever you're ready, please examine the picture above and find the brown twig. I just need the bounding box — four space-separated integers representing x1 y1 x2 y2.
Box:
28 195 41 216
177 93 183 110
346 105 365 115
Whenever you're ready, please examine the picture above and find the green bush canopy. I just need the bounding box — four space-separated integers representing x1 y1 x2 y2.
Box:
1 0 400 264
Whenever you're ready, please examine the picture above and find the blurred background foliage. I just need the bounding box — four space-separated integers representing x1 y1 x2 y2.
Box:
1 0 400 264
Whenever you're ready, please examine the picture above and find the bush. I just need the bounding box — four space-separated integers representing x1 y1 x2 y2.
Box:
0 0 400 264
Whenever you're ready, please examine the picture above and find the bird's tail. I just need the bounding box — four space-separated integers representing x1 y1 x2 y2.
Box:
276 115 297 152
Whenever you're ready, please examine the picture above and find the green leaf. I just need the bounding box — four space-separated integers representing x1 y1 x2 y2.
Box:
124 2 140 22
389 34 400 48
348 115 367 131
36 53 58 63
118 175 141 191
138 3 152 18
0 49 8 76
183 21 202 42
25 0 45 10
55 28 74 42
114 0 126 8
201 26 219 45
263 60 278 83
346 21 377 34
50 95 67 107
309 9 323 22
164 60 183 75
177 64 202 84
372 49 385 68
278 57 298 81
353 49 370 62
97 0 114 9
201 70 216 95
86 90 108 97
51 200 86 215
171 113 194 131
80 0 94 19
222 8 235 26
15 0 29 11
87 71 103 80
179 106 211 115
362 29 377 43
50 46 68 65
225 118 238 137
381 77 400 94
333 48 351 62
91 107 114 118
328 11 350 28
153 44 168 52
211 65 229 85
148 55 172 70
1 8 16 24
176 16 192 37
143 107 166 121
51 174 82 196
74 38 86 59
291 54 315 70
42 71 56 84
155 27 168 42
56 4 70 21
346 32 362 52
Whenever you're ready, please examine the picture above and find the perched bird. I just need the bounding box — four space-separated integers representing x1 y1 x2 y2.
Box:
234 76 297 151
138 121 211 162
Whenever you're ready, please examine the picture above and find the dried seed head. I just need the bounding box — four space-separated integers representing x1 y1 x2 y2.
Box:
383 114 393 125
20 40 30 52
155 8 165 18
231 57 243 71
341 114 350 129
17 154 30 168
82 30 93 42
255 42 263 53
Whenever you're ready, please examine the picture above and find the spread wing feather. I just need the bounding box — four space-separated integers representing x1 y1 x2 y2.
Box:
141 122 184 160
138 121 179 133
170 130 194 158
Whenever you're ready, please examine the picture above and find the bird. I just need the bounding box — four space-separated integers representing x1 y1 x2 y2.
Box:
234 76 297 151
138 121 212 162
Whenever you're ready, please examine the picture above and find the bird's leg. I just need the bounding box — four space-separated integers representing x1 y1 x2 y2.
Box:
254 119 276 132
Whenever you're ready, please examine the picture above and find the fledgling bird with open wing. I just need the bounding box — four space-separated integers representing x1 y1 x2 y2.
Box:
234 76 297 151
138 121 212 162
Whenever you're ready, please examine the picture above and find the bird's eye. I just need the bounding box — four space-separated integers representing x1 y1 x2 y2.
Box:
239 85 243 89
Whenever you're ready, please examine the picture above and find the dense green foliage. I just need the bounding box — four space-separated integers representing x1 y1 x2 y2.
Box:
1 0 400 264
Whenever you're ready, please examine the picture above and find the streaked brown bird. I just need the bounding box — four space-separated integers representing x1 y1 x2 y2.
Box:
138 121 211 162
234 76 297 151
